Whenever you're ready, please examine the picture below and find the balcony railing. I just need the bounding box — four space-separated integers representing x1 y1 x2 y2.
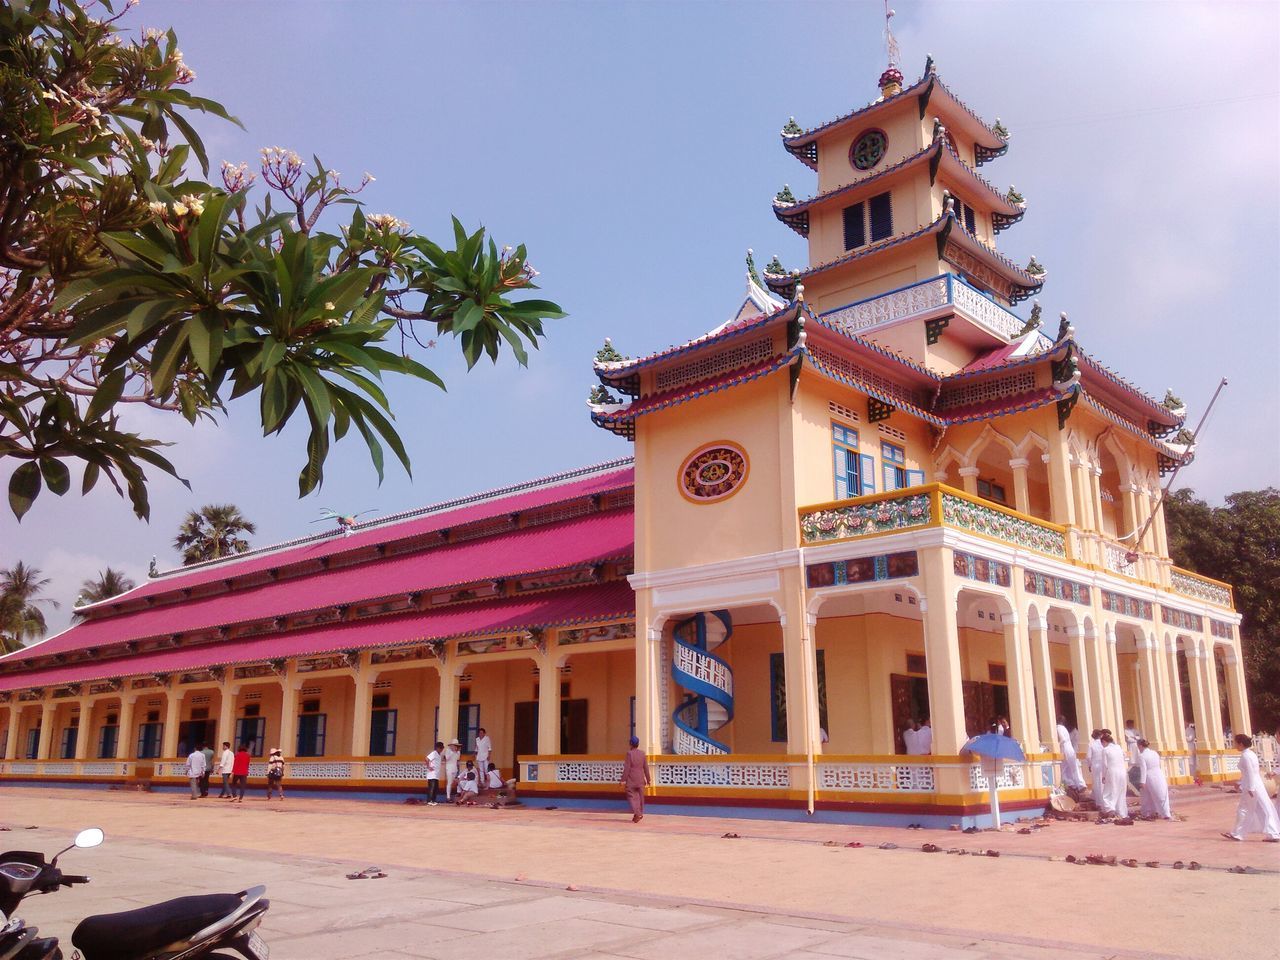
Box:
1170 567 1234 608
798 483 1068 558
819 274 1028 343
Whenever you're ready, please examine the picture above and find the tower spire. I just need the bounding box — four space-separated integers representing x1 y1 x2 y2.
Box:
878 1 904 98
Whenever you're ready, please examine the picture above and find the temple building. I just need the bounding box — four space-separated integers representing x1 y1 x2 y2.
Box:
0 59 1252 824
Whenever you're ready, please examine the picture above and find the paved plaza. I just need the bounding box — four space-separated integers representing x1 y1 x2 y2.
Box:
1 786 1276 959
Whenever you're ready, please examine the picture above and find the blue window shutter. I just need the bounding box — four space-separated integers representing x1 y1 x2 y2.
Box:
906 469 926 487
833 447 848 500
843 202 866 250
882 463 898 491
868 192 893 241
860 454 876 495
963 204 976 233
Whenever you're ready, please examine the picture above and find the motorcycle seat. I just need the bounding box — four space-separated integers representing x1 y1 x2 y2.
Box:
71 893 243 960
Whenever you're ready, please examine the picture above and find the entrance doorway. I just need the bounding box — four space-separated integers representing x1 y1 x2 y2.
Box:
890 674 930 753
176 719 215 757
560 699 588 754
512 701 538 779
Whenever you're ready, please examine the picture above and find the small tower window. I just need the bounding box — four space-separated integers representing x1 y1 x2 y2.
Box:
842 192 893 251
850 129 887 171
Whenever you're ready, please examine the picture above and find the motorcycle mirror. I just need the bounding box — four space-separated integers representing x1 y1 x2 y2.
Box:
52 827 105 866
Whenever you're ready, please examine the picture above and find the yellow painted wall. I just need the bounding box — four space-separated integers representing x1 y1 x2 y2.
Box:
564 649 636 755
815 101 924 195
719 621 785 754
233 682 283 758
371 666 440 758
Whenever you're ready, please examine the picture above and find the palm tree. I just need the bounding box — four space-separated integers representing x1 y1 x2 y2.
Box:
0 562 59 653
77 568 137 608
173 504 257 565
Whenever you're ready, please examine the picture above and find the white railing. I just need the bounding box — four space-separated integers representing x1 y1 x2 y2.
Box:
672 644 733 695
1102 541 1136 576
673 726 725 756
817 761 936 793
822 276 949 338
556 759 624 783
363 761 428 780
654 759 793 789
80 762 127 777
968 762 1026 791
950 277 1026 340
1222 753 1241 774
5 762 38 775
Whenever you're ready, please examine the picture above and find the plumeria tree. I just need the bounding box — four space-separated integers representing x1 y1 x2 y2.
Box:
0 0 564 520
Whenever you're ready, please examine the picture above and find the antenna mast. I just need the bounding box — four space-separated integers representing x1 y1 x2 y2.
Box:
884 1 900 67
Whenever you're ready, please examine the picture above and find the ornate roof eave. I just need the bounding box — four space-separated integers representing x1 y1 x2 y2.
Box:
941 219 1044 303
1077 352 1184 429
781 76 933 170
591 350 800 439
806 319 943 388
938 148 1024 217
789 216 950 290
773 145 937 237
1081 392 1193 464
592 301 799 392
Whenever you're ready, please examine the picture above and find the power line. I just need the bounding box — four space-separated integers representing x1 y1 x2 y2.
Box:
1015 92 1278 133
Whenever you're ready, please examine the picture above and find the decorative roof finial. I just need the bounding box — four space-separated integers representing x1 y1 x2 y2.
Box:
795 283 805 303
595 338 624 364
883 1 900 68
931 117 945 144
1026 254 1045 277
782 116 803 137
993 117 1010 140
746 248 762 285
1007 184 1025 206
1056 311 1074 342
774 184 797 206
923 53 935 76
148 555 158 578
942 190 955 217
764 254 786 276
587 384 619 407
1017 300 1043 337
1162 388 1187 415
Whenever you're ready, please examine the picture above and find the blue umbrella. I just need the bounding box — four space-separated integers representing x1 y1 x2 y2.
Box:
963 734 1026 829
964 733 1026 762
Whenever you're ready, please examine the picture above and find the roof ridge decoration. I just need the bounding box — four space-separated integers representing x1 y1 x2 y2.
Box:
139 457 636 584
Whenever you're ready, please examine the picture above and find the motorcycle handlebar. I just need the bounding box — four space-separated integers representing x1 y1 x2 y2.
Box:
59 874 90 886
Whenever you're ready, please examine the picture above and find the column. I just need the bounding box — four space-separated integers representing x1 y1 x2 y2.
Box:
1009 459 1031 515
1000 613 1035 746
634 600 663 755
1027 615 1056 748
919 554 966 755
3 705 19 760
1222 649 1250 737
1083 630 1109 741
1119 484 1139 542
277 672 302 760
73 697 92 761
1164 639 1188 748
1183 642 1211 767
1067 629 1095 740
349 655 373 758
1071 462 1093 532
1134 488 1154 555
1201 646 1225 747
36 700 56 760
536 656 562 755
1045 435 1077 527
160 689 182 758
1090 466 1105 533
115 695 138 761
1104 628 1125 736
216 681 237 749
1135 636 1164 748
435 665 461 746
958 466 980 496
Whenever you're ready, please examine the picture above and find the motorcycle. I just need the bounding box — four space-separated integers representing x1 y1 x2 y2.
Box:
0 828 270 960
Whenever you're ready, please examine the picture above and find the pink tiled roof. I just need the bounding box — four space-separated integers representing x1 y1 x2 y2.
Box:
85 462 634 613
2 508 634 667
0 580 636 693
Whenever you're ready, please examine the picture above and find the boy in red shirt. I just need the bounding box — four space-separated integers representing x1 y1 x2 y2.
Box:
231 743 252 803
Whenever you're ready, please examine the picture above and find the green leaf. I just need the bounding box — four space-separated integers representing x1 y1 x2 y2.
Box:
8 462 41 520
38 458 70 496
86 369 126 422
187 309 225 377
454 300 484 333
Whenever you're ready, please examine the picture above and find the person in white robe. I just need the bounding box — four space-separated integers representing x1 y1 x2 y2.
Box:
1086 730 1105 807
1136 739 1171 819
1223 734 1280 842
902 720 919 755
474 728 492 779
1123 720 1142 765
1057 716 1085 790
1185 722 1197 774
916 718 933 755
1099 730 1129 817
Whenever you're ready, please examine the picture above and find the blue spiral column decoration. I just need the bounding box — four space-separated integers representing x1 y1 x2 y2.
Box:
671 610 734 754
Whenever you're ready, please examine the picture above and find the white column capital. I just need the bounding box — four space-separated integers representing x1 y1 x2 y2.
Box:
1008 458 1030 469
957 466 981 478
1040 453 1052 464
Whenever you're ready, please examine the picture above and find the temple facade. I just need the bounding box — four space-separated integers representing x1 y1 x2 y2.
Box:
0 60 1253 824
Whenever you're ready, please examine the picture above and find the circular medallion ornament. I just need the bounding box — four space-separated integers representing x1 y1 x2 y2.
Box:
679 443 749 504
850 129 887 171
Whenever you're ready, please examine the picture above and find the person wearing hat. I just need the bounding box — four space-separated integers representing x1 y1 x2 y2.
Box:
620 735 650 823
443 738 462 801
266 747 285 800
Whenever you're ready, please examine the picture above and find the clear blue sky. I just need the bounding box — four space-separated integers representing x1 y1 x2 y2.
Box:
5 0 1278 631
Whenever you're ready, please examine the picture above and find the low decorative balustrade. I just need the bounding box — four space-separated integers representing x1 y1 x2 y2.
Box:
1222 752 1241 774
551 759 624 783
940 492 1067 557
816 760 936 793
819 275 1026 343
799 490 933 545
968 761 1026 791
1170 567 1233 608
654 758 793 789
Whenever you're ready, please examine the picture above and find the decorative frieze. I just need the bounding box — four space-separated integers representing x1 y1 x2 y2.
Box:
457 633 542 657
558 621 636 646
1161 607 1203 632
806 551 919 589
233 664 277 681
370 646 434 666
1210 619 1233 640
1101 590 1153 621
1024 570 1091 606
940 493 1066 557
130 677 161 690
800 493 931 545
515 569 596 593
296 654 352 674
179 670 214 685
654 761 792 789
817 761 936 793
952 551 1011 587
429 582 499 606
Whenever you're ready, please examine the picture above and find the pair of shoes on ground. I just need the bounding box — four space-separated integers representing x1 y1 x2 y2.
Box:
345 867 386 880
